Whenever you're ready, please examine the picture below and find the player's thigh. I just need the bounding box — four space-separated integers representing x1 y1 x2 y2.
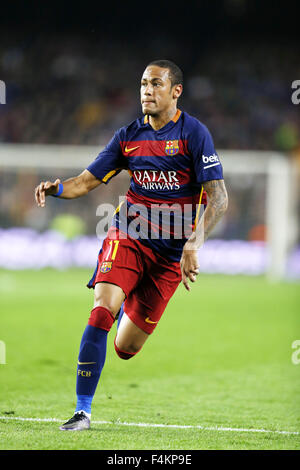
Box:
90 228 143 317
94 282 126 317
115 312 149 352
124 255 182 334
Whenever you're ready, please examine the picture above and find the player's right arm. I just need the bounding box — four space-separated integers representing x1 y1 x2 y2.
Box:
35 170 101 207
35 128 127 208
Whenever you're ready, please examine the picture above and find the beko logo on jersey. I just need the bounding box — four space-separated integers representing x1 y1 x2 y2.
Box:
202 153 219 164
133 170 180 190
202 153 220 169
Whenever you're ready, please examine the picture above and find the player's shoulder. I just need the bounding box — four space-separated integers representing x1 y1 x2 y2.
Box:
181 111 211 138
116 116 145 141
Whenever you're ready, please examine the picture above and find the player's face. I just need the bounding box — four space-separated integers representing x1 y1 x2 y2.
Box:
140 66 180 116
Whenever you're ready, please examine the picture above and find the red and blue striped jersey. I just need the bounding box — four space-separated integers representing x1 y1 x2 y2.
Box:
87 110 223 261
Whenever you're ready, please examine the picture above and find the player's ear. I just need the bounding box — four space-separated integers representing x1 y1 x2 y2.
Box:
173 84 183 100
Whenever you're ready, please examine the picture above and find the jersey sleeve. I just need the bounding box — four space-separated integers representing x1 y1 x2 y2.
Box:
188 122 223 184
86 130 127 184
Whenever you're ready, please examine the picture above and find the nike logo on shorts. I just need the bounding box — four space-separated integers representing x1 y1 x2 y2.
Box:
145 317 158 324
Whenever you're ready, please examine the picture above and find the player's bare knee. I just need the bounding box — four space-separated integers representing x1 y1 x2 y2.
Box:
123 342 141 354
93 283 125 318
114 338 141 360
93 296 118 317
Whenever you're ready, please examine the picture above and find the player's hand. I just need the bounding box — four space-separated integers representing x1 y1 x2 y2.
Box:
180 247 199 291
35 179 61 207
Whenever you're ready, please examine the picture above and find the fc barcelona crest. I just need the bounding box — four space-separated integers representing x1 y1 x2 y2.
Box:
165 140 179 156
100 261 112 273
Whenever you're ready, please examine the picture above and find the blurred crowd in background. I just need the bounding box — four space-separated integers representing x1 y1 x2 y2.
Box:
0 34 299 151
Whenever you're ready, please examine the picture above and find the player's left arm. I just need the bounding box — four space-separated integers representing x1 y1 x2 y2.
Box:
180 178 228 291
197 179 228 243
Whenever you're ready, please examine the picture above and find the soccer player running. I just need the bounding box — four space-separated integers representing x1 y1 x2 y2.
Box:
35 60 228 431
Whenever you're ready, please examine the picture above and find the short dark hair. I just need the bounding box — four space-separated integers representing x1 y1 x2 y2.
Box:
146 59 183 87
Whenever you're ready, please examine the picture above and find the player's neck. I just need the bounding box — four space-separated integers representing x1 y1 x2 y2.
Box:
148 107 178 131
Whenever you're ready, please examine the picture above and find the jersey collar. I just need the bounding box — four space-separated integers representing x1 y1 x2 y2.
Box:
143 109 182 131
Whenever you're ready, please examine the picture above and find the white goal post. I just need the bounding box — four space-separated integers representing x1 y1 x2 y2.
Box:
0 144 298 281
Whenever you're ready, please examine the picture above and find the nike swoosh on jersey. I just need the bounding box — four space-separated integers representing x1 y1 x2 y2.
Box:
77 361 96 365
125 145 140 153
145 317 158 324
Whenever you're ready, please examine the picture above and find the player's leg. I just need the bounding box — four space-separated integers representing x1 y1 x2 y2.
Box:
114 312 149 360
60 228 142 430
75 283 125 410
114 244 182 357
60 282 125 431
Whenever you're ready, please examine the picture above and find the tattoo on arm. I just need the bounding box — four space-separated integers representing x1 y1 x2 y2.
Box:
186 179 228 249
202 179 228 241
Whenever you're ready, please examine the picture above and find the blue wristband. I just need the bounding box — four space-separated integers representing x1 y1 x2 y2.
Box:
52 183 64 197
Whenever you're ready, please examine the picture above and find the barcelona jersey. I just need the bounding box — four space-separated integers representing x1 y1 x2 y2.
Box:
87 110 223 262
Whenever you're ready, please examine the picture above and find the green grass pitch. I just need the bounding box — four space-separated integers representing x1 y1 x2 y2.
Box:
0 268 299 450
